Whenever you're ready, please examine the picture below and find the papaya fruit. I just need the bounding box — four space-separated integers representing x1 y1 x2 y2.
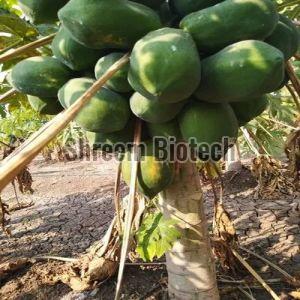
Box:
179 101 238 161
231 95 269 126
18 0 68 24
10 57 73 98
180 0 278 53
276 71 289 90
158 2 178 26
130 92 185 123
52 27 105 71
128 28 201 103
58 78 130 133
147 119 181 140
131 0 165 9
122 142 174 198
86 119 134 152
95 53 132 93
195 40 284 103
169 0 222 17
28 96 64 115
58 0 162 49
279 15 299 57
265 20 298 60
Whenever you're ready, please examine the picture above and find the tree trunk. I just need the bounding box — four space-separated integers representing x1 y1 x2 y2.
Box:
159 161 219 300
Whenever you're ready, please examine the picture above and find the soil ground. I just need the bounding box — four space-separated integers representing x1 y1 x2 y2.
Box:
0 157 299 300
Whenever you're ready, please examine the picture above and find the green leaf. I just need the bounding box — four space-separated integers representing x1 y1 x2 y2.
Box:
136 212 181 262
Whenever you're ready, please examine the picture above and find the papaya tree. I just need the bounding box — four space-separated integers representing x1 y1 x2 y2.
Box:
0 0 300 299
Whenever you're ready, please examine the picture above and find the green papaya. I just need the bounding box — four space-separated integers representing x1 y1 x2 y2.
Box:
180 0 278 53
18 0 68 24
195 40 284 103
122 142 174 198
130 92 185 123
276 71 289 90
86 119 134 152
170 0 222 17
265 21 298 60
131 0 165 9
231 95 269 126
58 0 162 49
10 57 73 98
52 27 105 71
158 2 178 26
279 15 299 57
179 101 238 161
95 53 132 93
58 78 130 133
147 119 181 140
28 96 64 115
128 28 201 103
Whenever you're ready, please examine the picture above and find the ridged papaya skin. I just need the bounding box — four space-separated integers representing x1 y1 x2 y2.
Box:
58 78 130 133
132 0 165 9
147 119 181 140
169 0 222 17
10 57 73 98
265 21 298 60
28 96 64 115
58 0 162 49
95 53 132 93
180 0 278 53
231 95 269 126
86 119 134 152
195 40 284 103
128 28 201 103
18 0 68 24
130 92 185 124
122 143 174 198
179 101 238 161
279 15 299 58
52 27 105 71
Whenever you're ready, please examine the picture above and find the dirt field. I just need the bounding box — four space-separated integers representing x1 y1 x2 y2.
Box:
0 157 299 299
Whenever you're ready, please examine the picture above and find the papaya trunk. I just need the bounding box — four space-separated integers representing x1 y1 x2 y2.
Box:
159 161 219 300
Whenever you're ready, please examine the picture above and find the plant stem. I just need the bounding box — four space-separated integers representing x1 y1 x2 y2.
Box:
285 84 300 112
0 33 56 63
231 248 280 300
0 54 130 192
286 61 300 99
115 118 142 300
0 89 17 104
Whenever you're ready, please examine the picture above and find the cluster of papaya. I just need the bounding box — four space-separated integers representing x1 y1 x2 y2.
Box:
9 0 299 198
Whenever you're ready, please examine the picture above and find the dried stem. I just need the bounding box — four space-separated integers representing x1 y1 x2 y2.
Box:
0 33 56 63
0 54 130 192
114 158 122 234
231 248 280 300
114 118 142 300
286 61 300 99
239 246 295 283
0 89 17 104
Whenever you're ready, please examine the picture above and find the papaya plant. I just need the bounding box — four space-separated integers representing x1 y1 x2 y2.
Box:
0 0 299 299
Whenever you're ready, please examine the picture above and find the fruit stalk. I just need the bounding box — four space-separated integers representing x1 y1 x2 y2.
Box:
159 161 219 300
0 89 17 104
0 54 129 192
0 33 56 63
